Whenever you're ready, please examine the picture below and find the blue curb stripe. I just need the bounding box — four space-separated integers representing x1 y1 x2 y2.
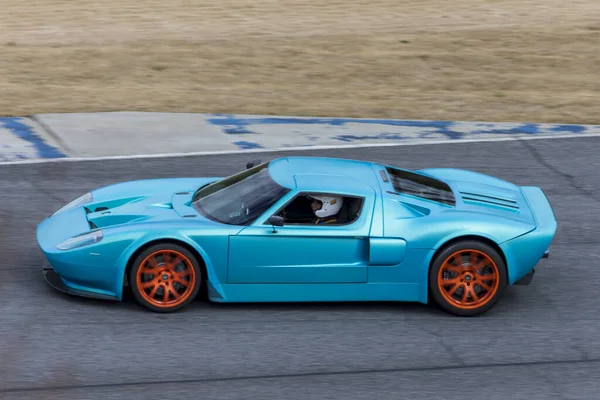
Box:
0 117 66 159
205 114 600 142
2 113 600 161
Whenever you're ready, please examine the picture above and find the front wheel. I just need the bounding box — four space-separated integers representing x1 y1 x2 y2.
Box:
429 240 507 317
129 243 202 312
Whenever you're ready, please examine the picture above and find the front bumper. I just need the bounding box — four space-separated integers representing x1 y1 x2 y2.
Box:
42 260 118 301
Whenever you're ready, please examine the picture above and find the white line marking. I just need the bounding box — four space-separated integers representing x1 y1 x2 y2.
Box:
1 132 600 166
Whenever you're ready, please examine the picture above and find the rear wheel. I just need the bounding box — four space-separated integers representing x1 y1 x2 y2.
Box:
129 243 202 312
429 240 507 317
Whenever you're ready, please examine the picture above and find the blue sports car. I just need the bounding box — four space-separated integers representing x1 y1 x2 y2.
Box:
36 156 556 316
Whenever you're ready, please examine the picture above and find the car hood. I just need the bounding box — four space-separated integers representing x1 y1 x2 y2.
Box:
85 177 221 228
416 168 535 225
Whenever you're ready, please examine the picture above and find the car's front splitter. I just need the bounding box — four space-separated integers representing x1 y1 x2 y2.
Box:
42 260 119 301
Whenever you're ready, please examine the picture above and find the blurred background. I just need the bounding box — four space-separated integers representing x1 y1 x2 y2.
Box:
2 0 598 123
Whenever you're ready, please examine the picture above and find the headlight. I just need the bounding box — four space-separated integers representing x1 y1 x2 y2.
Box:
52 193 93 216
57 230 103 250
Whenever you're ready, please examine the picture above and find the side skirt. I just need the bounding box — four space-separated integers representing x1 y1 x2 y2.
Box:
209 282 423 303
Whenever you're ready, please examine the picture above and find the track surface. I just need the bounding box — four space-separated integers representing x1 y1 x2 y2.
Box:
1 138 599 399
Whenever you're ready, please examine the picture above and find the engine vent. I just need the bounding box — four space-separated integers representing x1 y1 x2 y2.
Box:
459 191 519 211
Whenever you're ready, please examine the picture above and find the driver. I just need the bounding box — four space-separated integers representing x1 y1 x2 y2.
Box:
309 194 343 224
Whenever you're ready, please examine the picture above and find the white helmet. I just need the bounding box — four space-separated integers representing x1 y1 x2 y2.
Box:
310 194 343 218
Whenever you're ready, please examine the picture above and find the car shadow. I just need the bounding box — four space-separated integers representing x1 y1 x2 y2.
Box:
198 299 444 316
35 263 514 318
44 284 513 318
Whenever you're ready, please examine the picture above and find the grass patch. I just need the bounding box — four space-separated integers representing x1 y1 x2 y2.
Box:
1 0 599 123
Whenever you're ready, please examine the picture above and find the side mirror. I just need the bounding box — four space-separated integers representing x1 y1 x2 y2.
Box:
246 159 262 169
268 215 284 227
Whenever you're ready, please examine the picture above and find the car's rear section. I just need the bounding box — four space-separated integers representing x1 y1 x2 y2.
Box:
446 181 556 285
499 185 557 285
519 186 557 242
417 167 557 286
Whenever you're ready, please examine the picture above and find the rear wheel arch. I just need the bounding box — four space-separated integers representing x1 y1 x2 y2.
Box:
426 235 509 316
430 235 508 271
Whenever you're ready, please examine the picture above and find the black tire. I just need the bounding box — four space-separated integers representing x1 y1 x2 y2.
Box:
129 243 202 313
429 240 507 317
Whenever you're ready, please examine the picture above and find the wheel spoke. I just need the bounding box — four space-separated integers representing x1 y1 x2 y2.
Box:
142 267 155 275
169 287 181 300
148 256 159 269
448 283 461 296
469 287 480 302
470 252 479 267
179 269 191 277
461 287 468 303
169 257 181 269
142 264 157 277
173 276 189 287
477 272 496 281
141 281 155 290
441 277 460 286
444 266 463 275
454 254 464 266
477 281 493 292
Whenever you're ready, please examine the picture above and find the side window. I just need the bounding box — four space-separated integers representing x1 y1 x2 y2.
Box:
268 192 364 226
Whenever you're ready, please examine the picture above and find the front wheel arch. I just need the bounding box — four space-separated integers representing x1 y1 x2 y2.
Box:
123 238 209 299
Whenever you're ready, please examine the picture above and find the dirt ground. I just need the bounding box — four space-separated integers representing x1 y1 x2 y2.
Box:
1 0 599 123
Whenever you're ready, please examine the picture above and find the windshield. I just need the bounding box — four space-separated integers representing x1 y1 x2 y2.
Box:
192 162 291 225
385 166 456 206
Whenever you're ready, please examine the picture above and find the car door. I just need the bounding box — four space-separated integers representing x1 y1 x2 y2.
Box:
227 190 374 284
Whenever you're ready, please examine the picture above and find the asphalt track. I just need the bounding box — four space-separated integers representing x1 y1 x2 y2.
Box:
1 137 600 399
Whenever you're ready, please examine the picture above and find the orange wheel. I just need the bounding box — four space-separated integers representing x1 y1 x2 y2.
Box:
129 243 202 312
429 241 507 317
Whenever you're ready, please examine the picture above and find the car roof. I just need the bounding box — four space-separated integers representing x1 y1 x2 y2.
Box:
268 156 383 195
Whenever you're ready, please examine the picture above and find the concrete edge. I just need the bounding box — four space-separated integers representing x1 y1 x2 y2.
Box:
1 112 600 163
